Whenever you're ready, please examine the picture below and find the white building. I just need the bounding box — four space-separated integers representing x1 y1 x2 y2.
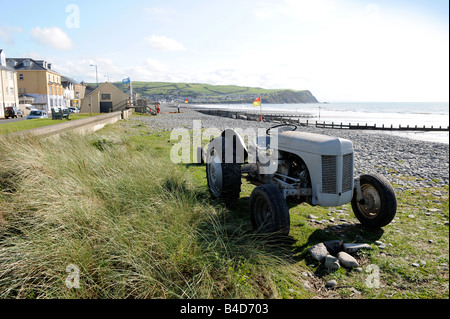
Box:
0 49 20 118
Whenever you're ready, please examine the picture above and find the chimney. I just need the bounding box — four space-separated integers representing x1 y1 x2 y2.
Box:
0 50 4 66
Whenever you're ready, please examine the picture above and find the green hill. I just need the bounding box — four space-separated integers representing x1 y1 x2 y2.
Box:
99 81 319 104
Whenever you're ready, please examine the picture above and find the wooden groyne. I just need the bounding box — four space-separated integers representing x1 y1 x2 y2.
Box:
196 109 449 132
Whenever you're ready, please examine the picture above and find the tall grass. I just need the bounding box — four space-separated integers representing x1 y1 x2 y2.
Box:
0 131 305 299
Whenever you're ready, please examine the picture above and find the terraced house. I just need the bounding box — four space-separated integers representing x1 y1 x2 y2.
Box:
6 57 64 112
61 76 86 109
0 50 20 118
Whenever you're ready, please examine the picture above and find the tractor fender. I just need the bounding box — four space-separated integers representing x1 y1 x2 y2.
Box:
205 129 248 164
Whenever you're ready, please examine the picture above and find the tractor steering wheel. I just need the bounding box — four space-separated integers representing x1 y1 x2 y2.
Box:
266 124 298 135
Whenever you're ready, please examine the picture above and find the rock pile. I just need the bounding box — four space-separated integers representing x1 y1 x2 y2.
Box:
308 240 372 271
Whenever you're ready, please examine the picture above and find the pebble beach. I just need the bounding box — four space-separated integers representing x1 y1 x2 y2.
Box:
133 104 449 189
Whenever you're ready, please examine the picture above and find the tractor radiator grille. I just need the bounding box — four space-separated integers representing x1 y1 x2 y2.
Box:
342 153 354 193
322 156 337 194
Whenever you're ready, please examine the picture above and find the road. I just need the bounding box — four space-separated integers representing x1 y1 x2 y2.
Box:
0 117 27 125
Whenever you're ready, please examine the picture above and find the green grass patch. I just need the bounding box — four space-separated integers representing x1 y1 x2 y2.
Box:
0 114 102 135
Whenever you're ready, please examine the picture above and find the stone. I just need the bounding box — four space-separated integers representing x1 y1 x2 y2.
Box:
307 215 318 220
325 280 337 289
309 243 329 262
343 243 372 253
338 252 359 268
324 240 343 256
412 263 420 267
324 255 340 270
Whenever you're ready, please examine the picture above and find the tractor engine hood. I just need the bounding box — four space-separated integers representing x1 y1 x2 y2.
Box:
277 131 353 156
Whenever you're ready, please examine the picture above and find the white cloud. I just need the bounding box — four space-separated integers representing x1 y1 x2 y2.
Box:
0 26 23 45
30 27 74 51
145 7 178 21
145 35 186 52
146 58 167 72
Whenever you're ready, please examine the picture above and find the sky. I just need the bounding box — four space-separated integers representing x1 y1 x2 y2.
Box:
0 0 448 102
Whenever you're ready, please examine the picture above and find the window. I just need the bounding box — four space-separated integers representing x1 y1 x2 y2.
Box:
101 94 111 100
23 60 30 67
9 87 14 95
19 74 24 80
49 87 53 95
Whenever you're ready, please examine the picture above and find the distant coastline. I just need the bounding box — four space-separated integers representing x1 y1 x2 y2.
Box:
98 81 321 104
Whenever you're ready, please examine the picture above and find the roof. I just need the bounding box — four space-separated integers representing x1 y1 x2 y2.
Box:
61 75 81 85
84 82 130 99
0 64 16 72
6 58 60 75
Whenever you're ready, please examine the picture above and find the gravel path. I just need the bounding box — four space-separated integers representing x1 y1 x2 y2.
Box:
132 104 449 188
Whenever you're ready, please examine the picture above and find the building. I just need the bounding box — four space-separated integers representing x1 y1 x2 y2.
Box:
0 50 20 118
6 57 64 112
80 82 130 114
62 76 86 109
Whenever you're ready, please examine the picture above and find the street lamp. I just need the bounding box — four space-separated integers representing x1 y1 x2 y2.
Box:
90 64 98 87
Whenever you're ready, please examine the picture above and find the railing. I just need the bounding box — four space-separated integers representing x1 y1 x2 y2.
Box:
112 99 130 112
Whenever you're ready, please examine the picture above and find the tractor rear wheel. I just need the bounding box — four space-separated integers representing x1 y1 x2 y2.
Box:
206 145 241 204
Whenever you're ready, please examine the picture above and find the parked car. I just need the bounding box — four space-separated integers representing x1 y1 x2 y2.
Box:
26 110 49 120
68 107 80 114
4 106 24 119
25 105 38 111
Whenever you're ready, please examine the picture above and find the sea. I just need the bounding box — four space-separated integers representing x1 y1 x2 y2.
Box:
190 102 449 145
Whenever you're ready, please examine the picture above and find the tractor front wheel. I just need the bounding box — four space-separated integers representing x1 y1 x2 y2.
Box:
249 184 290 236
352 174 397 228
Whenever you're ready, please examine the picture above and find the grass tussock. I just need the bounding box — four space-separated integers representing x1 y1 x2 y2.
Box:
0 131 305 299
